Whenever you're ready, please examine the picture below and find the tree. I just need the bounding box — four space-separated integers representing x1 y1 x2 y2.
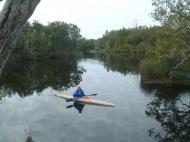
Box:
152 0 190 27
152 0 190 69
76 38 95 53
0 0 41 76
68 24 81 48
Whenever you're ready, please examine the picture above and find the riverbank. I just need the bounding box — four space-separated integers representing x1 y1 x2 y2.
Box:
94 52 190 86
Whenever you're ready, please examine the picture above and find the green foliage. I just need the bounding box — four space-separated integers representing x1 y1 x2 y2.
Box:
93 0 190 84
152 0 190 28
151 0 190 66
76 38 95 53
15 21 81 59
140 57 177 80
169 69 190 81
94 26 161 53
140 55 190 84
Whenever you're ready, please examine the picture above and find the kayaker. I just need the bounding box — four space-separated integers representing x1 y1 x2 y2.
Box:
72 85 89 99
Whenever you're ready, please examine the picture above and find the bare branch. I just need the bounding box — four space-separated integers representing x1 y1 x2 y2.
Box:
179 99 190 109
171 9 190 21
174 54 190 69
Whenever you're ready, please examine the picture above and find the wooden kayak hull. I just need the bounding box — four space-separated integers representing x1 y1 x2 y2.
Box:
55 94 115 107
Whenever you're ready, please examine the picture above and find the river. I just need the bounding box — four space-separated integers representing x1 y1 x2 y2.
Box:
0 54 189 142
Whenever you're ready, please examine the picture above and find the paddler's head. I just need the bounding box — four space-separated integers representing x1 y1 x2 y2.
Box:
77 85 81 90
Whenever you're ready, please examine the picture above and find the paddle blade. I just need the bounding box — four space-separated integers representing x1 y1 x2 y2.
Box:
87 94 98 96
66 99 73 102
66 105 73 108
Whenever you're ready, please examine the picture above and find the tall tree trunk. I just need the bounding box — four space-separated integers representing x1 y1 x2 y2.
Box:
0 0 40 76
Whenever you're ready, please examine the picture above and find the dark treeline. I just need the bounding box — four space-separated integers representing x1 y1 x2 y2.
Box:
77 38 95 54
14 21 85 59
93 25 190 85
94 26 157 54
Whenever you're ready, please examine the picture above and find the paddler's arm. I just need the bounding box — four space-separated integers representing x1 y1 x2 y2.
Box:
65 90 79 102
66 96 79 102
80 89 89 99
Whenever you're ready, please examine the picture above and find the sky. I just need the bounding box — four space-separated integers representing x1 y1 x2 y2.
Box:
0 0 159 39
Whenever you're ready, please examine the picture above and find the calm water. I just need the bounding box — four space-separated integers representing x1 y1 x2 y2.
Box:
0 55 189 142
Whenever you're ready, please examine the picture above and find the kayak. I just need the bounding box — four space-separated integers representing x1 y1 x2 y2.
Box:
55 94 115 107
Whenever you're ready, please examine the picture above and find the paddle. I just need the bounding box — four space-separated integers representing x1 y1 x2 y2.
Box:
86 93 98 96
66 93 98 102
66 104 74 108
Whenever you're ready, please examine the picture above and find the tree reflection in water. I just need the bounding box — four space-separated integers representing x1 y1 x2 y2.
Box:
95 53 142 75
25 129 35 142
142 84 190 142
25 135 35 142
0 55 85 99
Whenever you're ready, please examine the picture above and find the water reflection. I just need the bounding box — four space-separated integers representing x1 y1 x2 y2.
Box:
66 102 85 113
140 81 190 141
95 53 142 75
140 82 190 99
146 96 190 142
0 55 85 99
25 135 35 142
25 130 36 142
96 53 190 142
0 53 189 142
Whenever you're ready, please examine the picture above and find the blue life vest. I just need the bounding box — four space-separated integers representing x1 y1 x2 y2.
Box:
72 89 85 98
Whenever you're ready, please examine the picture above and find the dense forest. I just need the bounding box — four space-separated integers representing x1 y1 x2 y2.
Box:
94 25 190 84
13 0 190 85
14 21 82 59
93 0 190 85
14 20 95 59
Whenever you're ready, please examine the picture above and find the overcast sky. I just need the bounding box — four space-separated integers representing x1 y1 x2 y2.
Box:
0 0 159 39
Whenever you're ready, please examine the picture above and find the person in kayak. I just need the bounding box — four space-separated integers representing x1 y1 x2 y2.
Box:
72 85 89 99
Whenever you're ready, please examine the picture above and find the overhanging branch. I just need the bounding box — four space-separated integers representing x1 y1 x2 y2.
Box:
171 9 190 21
